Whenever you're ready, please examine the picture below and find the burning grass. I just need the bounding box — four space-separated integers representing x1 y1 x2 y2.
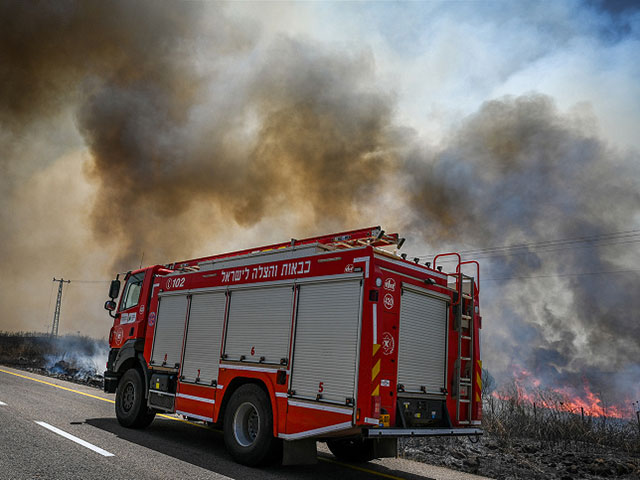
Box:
401 373 639 479
0 331 108 387
485 381 640 455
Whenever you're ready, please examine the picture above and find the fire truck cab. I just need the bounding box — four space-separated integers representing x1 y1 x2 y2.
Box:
103 227 482 466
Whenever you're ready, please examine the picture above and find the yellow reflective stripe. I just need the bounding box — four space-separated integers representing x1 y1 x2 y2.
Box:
371 359 381 381
372 344 380 356
372 385 380 396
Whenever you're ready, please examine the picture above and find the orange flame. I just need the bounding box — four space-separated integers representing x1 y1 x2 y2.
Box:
491 366 634 419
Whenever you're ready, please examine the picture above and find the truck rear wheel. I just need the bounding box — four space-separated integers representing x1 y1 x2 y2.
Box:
115 368 155 428
327 437 376 462
223 384 281 466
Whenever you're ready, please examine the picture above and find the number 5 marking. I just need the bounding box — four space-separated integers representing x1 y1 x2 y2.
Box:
318 382 324 393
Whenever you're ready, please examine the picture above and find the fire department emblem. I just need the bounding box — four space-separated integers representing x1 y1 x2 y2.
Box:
139 305 145 314
344 264 354 273
148 312 156 327
383 293 394 309
383 278 396 291
114 327 123 344
382 332 395 355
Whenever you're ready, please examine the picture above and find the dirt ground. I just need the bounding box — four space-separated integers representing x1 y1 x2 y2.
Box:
400 435 640 479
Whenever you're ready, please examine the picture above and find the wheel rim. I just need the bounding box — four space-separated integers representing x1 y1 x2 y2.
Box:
122 382 135 412
233 402 260 447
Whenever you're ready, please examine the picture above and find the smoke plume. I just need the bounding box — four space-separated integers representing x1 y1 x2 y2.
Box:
1 1 638 413
405 95 640 410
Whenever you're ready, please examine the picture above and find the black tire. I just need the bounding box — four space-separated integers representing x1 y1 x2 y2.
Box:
223 384 282 466
327 437 376 462
115 368 155 428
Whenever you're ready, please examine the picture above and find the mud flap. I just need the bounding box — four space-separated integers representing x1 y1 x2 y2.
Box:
282 439 317 465
372 437 397 458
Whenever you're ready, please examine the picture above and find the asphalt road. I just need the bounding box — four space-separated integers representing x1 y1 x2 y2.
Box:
0 366 491 480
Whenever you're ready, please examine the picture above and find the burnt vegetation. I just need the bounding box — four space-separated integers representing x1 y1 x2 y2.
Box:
0 331 107 387
401 369 639 479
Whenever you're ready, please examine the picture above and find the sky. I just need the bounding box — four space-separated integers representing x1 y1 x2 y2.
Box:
0 0 638 413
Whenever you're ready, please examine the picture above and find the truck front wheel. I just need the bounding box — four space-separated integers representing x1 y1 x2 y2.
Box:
223 384 281 466
327 437 376 462
115 368 155 428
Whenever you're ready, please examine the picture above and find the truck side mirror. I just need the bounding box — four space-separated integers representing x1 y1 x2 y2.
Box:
109 279 121 299
104 300 117 311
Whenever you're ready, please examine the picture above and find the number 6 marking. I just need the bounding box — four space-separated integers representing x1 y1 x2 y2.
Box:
250 346 255 356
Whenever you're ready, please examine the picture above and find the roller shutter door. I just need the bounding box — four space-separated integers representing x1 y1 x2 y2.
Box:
290 279 362 404
224 285 293 364
181 291 226 384
397 288 448 394
151 295 188 368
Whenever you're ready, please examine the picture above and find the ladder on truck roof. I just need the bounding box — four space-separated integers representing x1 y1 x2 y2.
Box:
433 255 480 425
169 226 403 270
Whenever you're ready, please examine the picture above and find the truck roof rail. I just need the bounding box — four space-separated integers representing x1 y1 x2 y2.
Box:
167 226 402 269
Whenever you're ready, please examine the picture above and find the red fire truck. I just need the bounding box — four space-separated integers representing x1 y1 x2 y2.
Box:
103 227 482 466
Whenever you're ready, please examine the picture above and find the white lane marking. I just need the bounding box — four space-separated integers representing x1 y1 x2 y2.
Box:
34 421 114 457
0 400 7 406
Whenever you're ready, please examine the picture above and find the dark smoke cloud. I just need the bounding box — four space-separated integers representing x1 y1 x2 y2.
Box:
1 1 398 271
81 35 398 270
405 95 640 406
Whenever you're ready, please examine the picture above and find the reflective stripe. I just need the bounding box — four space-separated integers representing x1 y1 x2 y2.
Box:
372 304 378 344
354 256 370 278
288 399 353 416
175 410 213 422
176 393 215 404
220 364 283 374
278 421 352 440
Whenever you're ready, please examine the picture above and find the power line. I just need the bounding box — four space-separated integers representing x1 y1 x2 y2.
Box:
483 268 640 282
420 229 640 261
68 279 110 283
458 229 640 256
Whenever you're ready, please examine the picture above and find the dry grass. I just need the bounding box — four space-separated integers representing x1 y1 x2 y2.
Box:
482 377 640 455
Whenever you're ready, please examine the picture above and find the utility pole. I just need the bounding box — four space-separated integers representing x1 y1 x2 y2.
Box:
50 278 70 337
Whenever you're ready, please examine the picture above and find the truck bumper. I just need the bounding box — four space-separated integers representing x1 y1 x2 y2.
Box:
103 371 119 393
364 427 483 437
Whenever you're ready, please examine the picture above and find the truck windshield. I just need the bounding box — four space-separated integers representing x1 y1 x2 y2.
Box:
121 272 145 310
